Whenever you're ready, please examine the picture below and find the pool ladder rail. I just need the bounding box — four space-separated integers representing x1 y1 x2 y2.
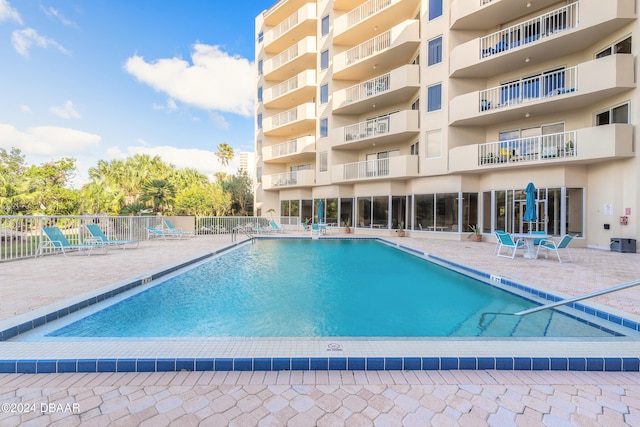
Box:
231 226 255 243
514 278 640 316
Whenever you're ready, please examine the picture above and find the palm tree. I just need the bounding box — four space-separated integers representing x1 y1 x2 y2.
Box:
141 179 176 214
215 143 234 167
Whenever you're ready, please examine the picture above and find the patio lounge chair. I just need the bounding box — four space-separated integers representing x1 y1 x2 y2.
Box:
495 230 525 259
269 221 285 233
163 219 193 236
147 226 186 240
37 226 107 257
86 224 139 249
536 234 577 263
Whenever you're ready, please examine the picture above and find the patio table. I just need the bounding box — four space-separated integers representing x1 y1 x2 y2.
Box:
513 233 549 259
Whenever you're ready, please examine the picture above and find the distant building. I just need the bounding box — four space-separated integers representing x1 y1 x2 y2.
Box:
254 0 638 249
238 151 255 177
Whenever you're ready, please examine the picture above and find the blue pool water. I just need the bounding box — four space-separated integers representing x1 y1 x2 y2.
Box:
48 239 615 338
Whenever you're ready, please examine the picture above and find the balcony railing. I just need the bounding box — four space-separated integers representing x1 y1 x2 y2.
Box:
345 74 390 104
272 8 299 40
271 44 299 69
479 66 577 112
345 31 392 66
343 158 390 180
271 108 298 127
478 130 577 166
480 3 578 58
344 115 390 142
271 75 299 99
271 139 298 158
265 169 314 188
346 0 392 26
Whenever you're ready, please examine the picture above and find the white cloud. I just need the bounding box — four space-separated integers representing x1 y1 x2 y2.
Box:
209 111 229 129
0 123 100 157
0 0 22 24
107 144 239 179
41 6 78 28
20 104 32 113
124 43 254 117
11 27 70 58
50 100 81 119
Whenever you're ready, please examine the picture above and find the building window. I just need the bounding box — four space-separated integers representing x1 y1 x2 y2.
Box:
257 32 263 43
258 59 263 75
596 103 630 125
429 0 443 20
256 139 262 153
411 97 420 110
320 84 329 104
257 113 262 129
427 84 442 112
428 37 442 66
320 117 328 137
596 36 632 58
319 152 328 172
257 87 262 103
321 50 329 70
256 166 262 184
321 15 330 36
410 141 419 156
426 130 441 158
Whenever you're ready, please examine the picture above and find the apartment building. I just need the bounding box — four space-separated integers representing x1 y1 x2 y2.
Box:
254 0 638 249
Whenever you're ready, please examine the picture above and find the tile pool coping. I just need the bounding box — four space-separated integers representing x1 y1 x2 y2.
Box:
1 236 640 374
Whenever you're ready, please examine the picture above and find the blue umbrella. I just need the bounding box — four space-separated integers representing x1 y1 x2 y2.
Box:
317 199 323 222
524 182 537 223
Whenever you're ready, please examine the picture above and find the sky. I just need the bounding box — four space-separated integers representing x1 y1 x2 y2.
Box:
0 0 274 186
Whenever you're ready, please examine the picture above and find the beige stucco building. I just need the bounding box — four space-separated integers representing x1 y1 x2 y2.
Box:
254 0 638 250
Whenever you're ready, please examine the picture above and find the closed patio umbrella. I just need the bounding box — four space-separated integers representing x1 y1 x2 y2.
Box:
317 199 323 222
524 182 537 228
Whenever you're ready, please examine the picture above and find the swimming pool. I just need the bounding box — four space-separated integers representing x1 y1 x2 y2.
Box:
4 237 640 374
31 239 621 338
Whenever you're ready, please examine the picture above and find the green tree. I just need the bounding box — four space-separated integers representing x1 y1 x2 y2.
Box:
141 179 176 214
225 170 253 216
215 143 234 167
0 148 28 214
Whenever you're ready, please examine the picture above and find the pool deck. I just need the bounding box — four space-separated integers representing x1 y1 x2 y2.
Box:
1 232 640 425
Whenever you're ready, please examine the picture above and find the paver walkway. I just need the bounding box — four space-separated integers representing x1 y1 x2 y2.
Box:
1 232 640 426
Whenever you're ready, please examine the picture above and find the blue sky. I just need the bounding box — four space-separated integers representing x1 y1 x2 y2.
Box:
0 0 274 185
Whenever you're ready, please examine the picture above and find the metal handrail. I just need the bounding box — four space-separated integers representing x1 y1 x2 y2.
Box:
515 279 640 316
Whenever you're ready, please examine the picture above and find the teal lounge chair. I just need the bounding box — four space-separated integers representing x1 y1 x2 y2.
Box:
536 234 577 263
163 219 193 236
147 226 185 240
269 221 285 233
86 224 139 249
37 226 107 257
495 230 525 259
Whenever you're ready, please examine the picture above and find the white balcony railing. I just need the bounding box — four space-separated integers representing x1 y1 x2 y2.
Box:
345 73 390 104
479 66 577 112
478 130 577 165
271 75 299 99
343 158 390 180
480 3 578 58
271 108 298 127
346 0 392 27
345 31 392 66
344 115 391 142
266 169 314 188
272 8 300 40
271 44 299 70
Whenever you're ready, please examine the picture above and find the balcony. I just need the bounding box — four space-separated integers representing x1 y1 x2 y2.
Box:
263 70 316 109
332 155 418 183
448 124 634 173
333 110 419 150
450 0 636 78
333 20 419 80
263 0 312 26
333 0 365 11
450 54 635 126
451 0 559 30
263 3 316 53
332 64 419 115
262 136 315 163
333 0 420 46
263 103 316 136
263 169 315 190
264 36 317 81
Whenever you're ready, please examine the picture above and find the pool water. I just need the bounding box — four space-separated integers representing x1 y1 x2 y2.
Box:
47 239 615 338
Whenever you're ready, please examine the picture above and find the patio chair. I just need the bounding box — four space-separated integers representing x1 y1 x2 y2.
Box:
37 226 107 257
530 230 546 245
86 224 139 249
311 223 321 236
269 221 285 233
163 219 193 236
495 230 525 259
536 234 577 263
147 226 185 240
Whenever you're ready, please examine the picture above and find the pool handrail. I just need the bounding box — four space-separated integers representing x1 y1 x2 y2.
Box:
515 279 640 316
